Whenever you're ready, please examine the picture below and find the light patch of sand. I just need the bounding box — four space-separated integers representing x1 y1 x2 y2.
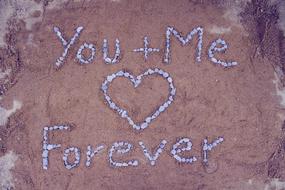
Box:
230 178 285 190
277 1 285 37
217 0 250 36
220 0 284 36
26 33 37 47
46 0 69 10
0 68 11 80
264 179 285 190
0 0 43 47
0 151 18 190
14 0 43 30
222 5 244 29
45 0 95 10
0 1 15 48
273 73 285 107
208 25 231 34
0 99 22 126
269 0 285 36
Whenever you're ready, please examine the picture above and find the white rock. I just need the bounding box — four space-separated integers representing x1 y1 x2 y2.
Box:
42 150 48 158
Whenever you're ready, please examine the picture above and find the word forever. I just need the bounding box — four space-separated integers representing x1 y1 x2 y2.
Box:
42 125 224 170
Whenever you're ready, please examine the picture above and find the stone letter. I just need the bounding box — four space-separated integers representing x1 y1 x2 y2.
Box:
164 26 203 64
42 125 70 170
108 141 139 167
53 26 84 68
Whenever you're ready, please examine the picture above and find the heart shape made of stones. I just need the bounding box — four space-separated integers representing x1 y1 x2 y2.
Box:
101 68 176 131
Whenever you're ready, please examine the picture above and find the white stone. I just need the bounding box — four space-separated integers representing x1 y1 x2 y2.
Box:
42 150 48 158
46 144 54 150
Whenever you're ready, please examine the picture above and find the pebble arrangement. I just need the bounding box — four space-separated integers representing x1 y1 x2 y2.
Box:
164 26 203 64
42 125 70 170
133 36 160 61
139 140 167 166
42 125 224 170
53 26 238 69
103 39 121 64
208 38 238 67
108 141 139 167
76 43 96 64
202 137 224 163
63 147 81 169
171 138 197 164
86 145 105 167
48 25 232 172
101 68 176 131
53 26 83 67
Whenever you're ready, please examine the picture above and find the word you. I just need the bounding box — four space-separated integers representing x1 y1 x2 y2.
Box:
42 125 224 170
101 68 175 131
53 25 238 68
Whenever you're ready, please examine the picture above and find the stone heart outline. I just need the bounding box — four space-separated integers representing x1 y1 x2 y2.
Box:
101 68 176 131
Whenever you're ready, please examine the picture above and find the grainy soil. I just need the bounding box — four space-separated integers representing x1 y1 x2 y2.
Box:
0 0 285 189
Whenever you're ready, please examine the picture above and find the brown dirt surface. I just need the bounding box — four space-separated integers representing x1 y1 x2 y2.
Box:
1 0 285 189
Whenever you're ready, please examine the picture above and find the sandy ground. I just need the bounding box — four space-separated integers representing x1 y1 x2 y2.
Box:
1 0 285 189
